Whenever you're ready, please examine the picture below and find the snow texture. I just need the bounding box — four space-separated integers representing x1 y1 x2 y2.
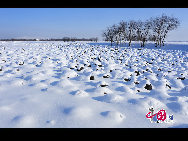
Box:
0 41 187 128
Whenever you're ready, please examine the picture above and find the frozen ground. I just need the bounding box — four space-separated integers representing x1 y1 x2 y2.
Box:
0 41 187 128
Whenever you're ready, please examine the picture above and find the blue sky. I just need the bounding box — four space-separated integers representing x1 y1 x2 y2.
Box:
0 8 188 41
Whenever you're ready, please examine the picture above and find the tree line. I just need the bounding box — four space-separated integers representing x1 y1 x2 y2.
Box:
0 37 98 42
102 14 180 47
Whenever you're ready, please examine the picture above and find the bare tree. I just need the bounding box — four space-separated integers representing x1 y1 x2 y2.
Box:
118 21 128 46
134 20 143 45
150 14 180 47
161 15 180 46
113 24 121 46
140 20 152 47
127 20 137 46
102 14 180 48
102 25 117 46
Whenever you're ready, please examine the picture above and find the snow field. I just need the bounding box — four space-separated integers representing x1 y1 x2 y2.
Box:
0 41 187 127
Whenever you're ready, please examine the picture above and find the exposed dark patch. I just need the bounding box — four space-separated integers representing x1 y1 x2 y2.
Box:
77 67 84 71
19 62 24 65
90 76 94 80
103 75 110 78
166 84 171 89
135 71 140 76
134 82 139 85
177 77 185 80
97 57 101 62
144 84 152 90
124 78 131 82
98 65 102 67
100 84 108 87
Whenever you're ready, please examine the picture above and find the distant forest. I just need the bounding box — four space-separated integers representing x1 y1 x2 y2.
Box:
0 37 98 42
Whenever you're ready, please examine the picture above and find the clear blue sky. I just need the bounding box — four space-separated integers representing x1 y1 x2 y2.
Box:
0 8 188 41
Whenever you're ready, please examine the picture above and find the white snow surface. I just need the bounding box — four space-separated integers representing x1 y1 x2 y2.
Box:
0 41 187 128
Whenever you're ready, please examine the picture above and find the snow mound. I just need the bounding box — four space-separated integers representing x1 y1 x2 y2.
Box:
70 106 93 119
101 111 125 123
74 90 89 97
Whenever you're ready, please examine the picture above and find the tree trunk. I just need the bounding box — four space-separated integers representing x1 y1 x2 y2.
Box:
142 38 145 47
129 39 131 46
155 41 158 47
159 38 162 47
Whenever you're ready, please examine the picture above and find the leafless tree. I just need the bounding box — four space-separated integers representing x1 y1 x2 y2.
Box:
102 14 180 48
127 20 137 46
161 15 180 46
102 25 117 46
140 20 152 47
150 14 180 47
134 20 143 45
118 21 128 46
113 24 121 46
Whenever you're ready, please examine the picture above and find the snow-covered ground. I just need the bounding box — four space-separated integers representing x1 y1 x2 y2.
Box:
0 41 187 128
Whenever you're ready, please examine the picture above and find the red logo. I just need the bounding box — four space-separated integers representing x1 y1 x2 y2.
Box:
146 109 166 121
